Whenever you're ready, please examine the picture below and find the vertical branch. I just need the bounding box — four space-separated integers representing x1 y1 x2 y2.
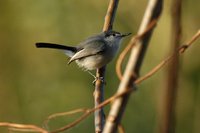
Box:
94 0 119 133
94 68 106 133
159 0 182 133
103 0 119 31
103 0 163 133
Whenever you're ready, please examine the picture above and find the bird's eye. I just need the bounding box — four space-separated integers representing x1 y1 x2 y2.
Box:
113 33 116 36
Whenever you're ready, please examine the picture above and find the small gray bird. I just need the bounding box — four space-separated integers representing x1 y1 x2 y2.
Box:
36 30 131 78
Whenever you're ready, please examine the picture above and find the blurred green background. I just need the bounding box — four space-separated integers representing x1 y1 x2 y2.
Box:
0 0 199 133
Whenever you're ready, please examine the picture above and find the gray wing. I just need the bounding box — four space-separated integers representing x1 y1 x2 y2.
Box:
68 40 106 64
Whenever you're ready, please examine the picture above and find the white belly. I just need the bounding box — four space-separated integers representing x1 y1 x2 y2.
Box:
76 42 120 70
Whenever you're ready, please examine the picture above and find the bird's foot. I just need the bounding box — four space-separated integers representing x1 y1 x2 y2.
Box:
86 70 106 85
92 76 106 85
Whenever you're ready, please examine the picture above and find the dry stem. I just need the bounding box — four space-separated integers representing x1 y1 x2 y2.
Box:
94 0 119 132
159 0 182 132
0 122 48 133
116 19 157 80
103 0 163 132
135 30 200 84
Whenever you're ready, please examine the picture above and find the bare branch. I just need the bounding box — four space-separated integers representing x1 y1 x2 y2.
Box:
135 30 200 84
47 89 132 133
50 111 92 133
179 30 200 53
159 1 182 132
43 108 88 130
0 122 48 133
103 0 163 132
94 0 119 133
116 19 157 80
103 0 119 31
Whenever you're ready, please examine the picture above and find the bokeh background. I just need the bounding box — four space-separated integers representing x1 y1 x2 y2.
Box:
0 0 199 133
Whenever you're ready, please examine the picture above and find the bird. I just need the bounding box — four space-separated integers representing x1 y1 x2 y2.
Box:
35 30 131 81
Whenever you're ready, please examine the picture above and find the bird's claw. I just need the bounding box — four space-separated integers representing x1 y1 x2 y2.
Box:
92 76 106 85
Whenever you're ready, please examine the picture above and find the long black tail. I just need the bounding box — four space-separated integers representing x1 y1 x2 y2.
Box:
35 42 77 53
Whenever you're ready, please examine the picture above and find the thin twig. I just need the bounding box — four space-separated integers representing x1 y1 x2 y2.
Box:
135 30 200 84
46 109 88 121
43 108 88 130
103 0 119 31
179 30 200 53
47 89 133 133
94 0 119 132
0 122 48 133
50 110 92 133
116 19 157 80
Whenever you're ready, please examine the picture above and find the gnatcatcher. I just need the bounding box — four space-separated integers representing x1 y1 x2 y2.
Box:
36 30 131 79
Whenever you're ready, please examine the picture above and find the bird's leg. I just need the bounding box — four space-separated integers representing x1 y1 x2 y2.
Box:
87 71 105 85
87 70 96 79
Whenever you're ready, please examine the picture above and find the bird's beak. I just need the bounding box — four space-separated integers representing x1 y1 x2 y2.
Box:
121 32 132 37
